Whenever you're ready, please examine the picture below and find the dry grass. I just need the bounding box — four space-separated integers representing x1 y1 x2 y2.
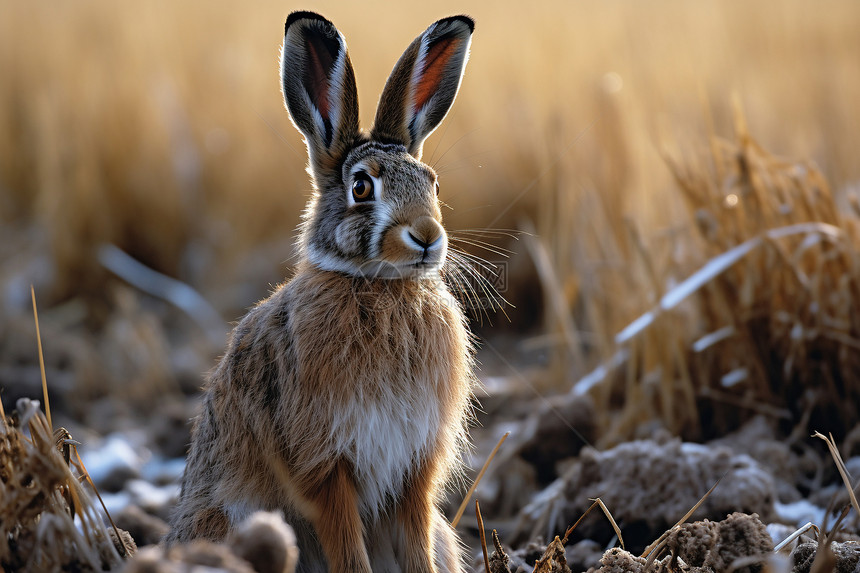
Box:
0 400 128 571
1 1 860 433
572 108 860 443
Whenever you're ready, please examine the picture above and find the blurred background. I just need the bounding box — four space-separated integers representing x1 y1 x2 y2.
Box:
2 0 860 461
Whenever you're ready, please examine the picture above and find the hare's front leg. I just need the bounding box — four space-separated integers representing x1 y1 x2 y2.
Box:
302 460 372 573
431 512 464 573
395 462 442 573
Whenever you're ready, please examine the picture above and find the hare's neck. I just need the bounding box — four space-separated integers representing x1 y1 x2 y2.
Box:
294 265 450 302
286 267 463 337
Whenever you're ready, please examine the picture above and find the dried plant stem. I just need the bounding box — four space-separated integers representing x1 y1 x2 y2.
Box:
31 285 52 430
73 446 131 557
451 431 510 528
593 498 624 550
476 500 490 573
562 498 624 549
3 399 124 569
809 506 849 573
641 474 725 568
813 431 860 518
773 522 819 553
563 499 599 542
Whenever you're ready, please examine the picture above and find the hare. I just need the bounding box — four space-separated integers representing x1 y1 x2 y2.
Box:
164 10 476 573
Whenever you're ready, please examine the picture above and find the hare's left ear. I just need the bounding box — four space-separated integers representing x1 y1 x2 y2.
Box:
281 11 360 181
371 16 473 159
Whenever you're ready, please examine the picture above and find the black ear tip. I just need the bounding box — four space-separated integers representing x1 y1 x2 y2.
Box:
440 15 475 33
284 11 333 36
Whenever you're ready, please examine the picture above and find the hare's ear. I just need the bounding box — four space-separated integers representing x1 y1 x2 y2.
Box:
281 12 360 179
371 16 473 159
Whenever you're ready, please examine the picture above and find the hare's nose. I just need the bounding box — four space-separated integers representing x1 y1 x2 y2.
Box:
406 217 444 251
407 232 433 249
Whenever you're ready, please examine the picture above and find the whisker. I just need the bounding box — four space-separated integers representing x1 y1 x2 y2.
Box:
452 228 529 240
444 253 486 310
443 260 483 321
450 232 517 247
448 248 504 277
444 250 511 322
460 264 509 311
448 237 514 257
255 110 301 157
434 151 493 181
458 266 509 323
451 268 507 318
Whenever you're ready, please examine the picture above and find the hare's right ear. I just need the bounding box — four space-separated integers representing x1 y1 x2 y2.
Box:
281 12 359 180
371 16 474 159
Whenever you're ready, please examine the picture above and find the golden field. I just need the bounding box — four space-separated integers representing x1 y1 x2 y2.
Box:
1 0 860 438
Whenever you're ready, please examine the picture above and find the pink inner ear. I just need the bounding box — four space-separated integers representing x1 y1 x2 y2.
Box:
305 38 332 118
413 38 460 112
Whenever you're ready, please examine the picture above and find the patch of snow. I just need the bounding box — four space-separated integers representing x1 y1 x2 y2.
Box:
126 478 180 512
80 433 145 484
141 456 186 485
774 500 827 528
97 491 132 517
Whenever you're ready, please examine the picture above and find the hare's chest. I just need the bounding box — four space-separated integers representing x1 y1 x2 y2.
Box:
286 277 461 510
337 374 442 512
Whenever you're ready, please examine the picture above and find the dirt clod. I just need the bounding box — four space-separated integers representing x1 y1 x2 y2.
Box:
227 511 299 573
791 541 860 573
122 541 256 573
667 513 773 573
587 547 669 573
122 511 298 573
116 504 170 548
519 438 777 548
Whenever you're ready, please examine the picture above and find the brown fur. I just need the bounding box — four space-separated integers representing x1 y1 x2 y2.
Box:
166 11 475 573
166 268 473 572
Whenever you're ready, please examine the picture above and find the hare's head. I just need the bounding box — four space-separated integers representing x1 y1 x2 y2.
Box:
281 12 473 279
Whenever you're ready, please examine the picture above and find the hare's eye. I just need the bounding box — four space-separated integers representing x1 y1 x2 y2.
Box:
434 181 440 196
352 174 374 202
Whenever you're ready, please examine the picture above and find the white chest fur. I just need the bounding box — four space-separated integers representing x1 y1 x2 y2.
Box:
332 380 441 514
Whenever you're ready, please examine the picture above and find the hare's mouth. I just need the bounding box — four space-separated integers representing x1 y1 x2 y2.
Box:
410 260 443 274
